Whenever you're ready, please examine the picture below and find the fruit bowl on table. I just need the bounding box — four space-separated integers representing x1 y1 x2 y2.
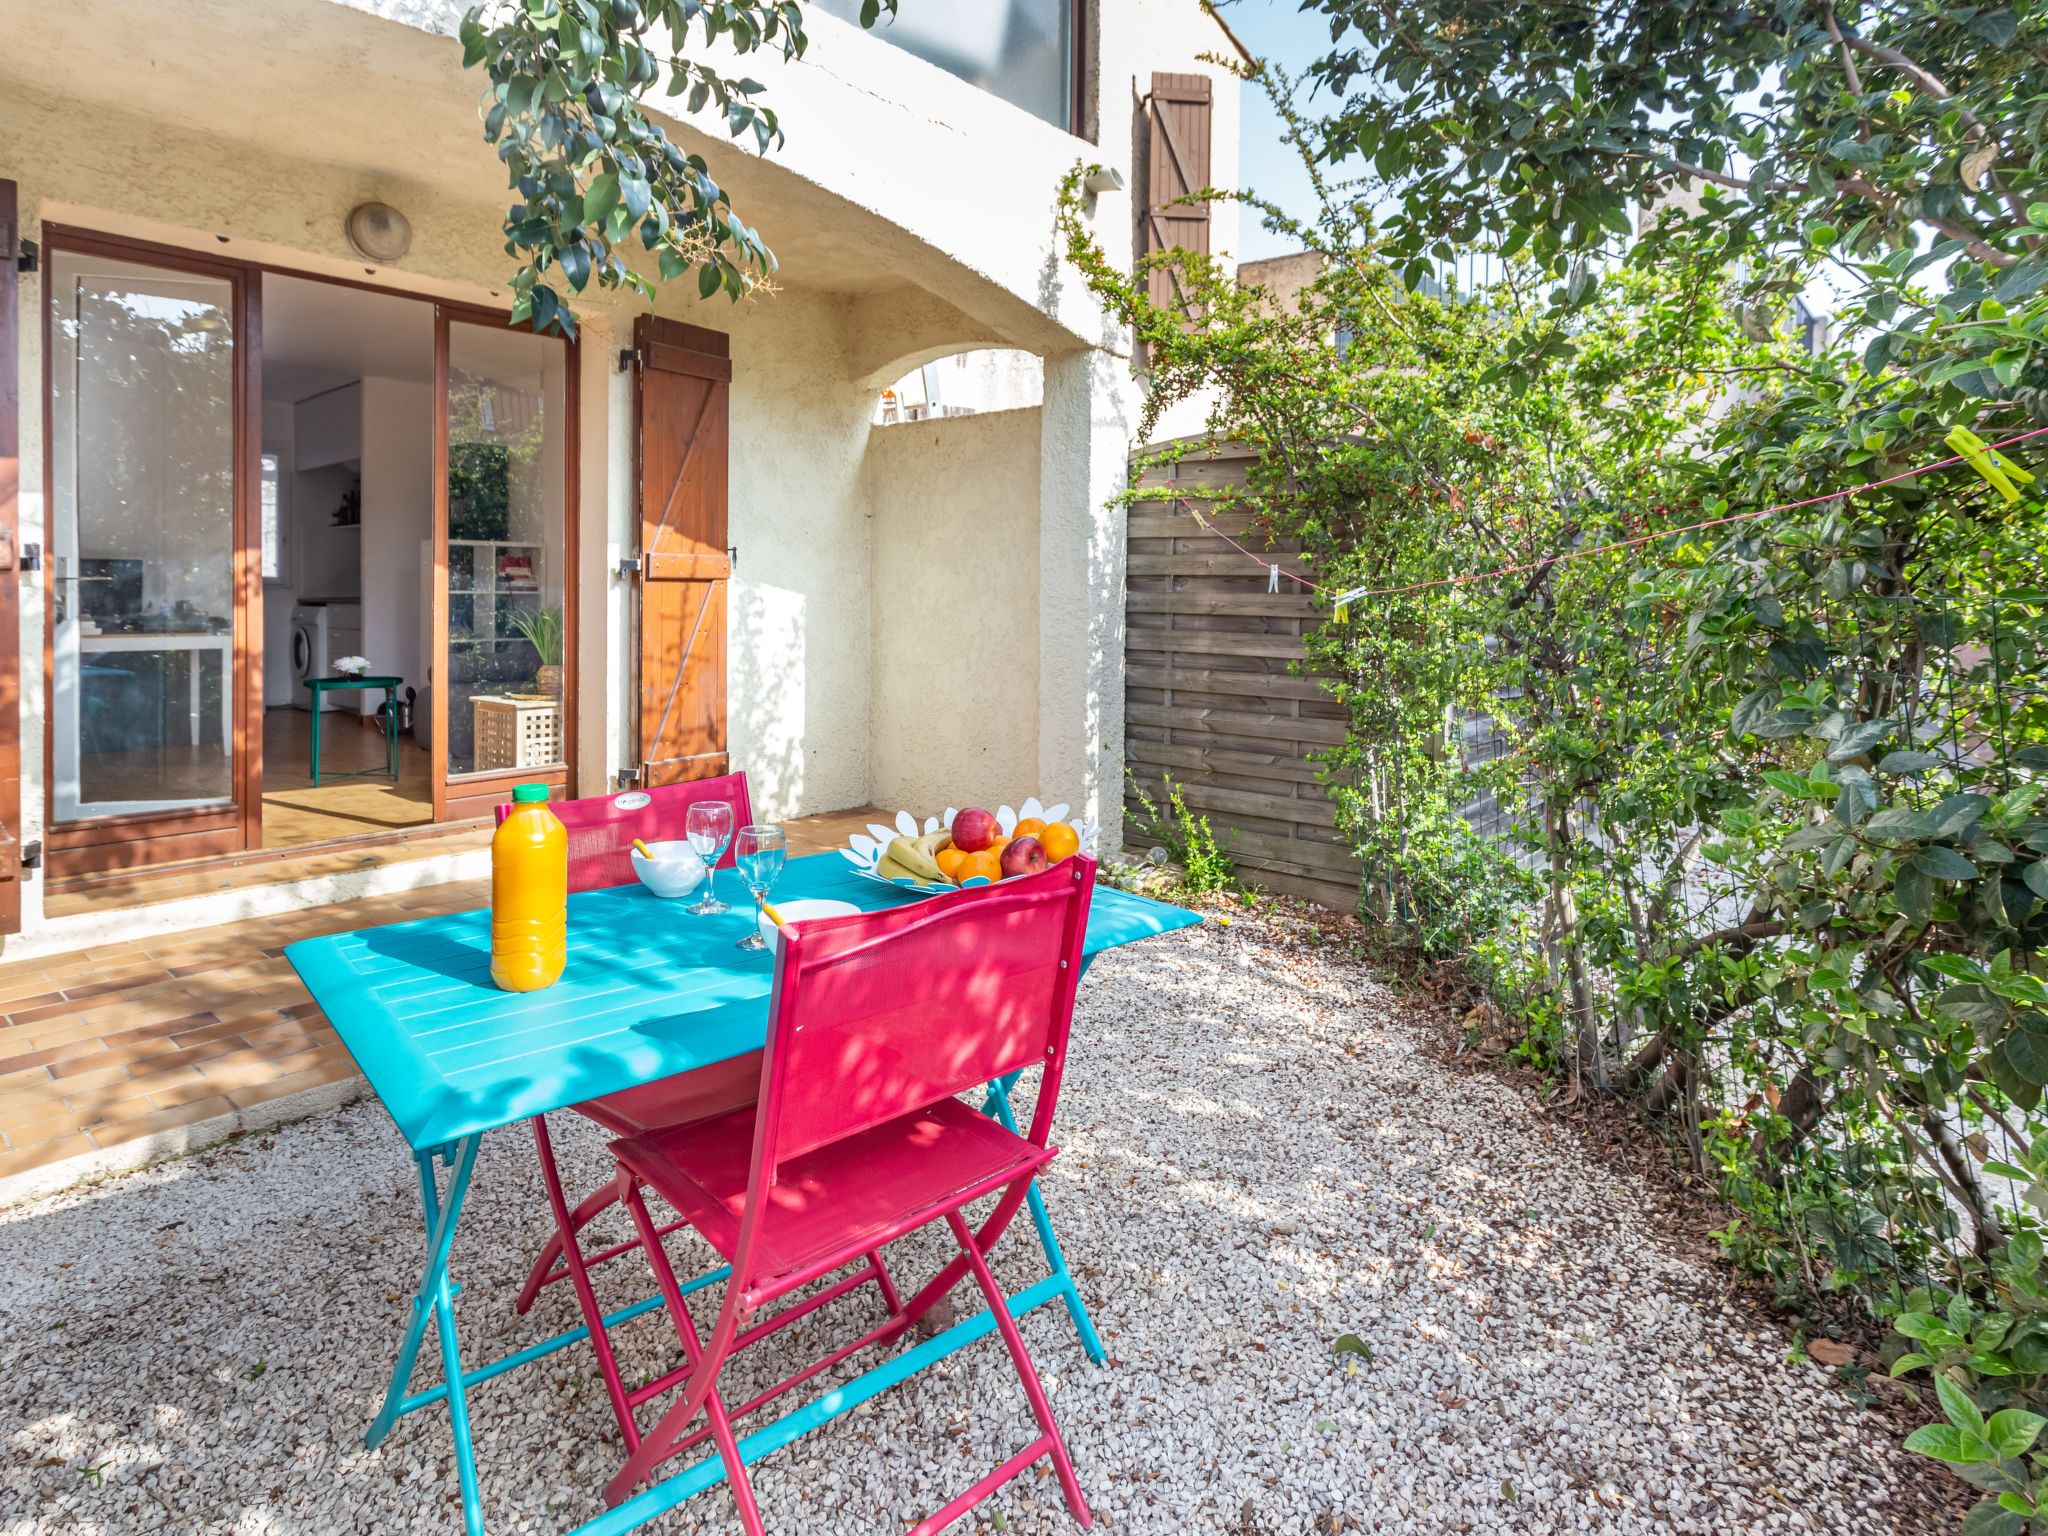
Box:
840 798 1099 893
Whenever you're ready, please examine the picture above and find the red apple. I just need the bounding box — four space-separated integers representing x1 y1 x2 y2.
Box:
1000 835 1049 879
951 807 999 853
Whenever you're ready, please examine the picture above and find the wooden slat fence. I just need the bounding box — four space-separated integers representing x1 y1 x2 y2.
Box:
1124 441 1359 909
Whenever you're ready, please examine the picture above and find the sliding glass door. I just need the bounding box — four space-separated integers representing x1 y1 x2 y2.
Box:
433 312 572 820
48 248 245 827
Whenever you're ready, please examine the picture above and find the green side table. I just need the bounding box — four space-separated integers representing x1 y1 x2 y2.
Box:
303 676 404 787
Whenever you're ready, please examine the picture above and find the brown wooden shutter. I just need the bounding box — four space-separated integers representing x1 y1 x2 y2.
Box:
633 315 731 787
0 183 21 930
1144 73 1213 319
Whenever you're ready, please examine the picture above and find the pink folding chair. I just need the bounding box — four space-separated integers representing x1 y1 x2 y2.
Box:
600 856 1098 1534
498 772 769 1446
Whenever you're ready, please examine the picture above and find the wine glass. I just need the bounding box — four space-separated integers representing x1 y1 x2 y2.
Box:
684 800 734 915
733 823 786 951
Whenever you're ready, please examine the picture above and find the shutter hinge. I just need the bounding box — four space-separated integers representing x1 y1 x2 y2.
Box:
614 768 641 790
728 545 738 571
16 239 38 274
616 555 642 579
18 543 39 572
617 347 642 373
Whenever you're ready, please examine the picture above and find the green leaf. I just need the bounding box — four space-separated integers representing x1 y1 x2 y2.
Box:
2024 861 2048 900
1989 1043 2045 1111
1895 863 1933 925
1330 1333 1374 1362
1729 686 1778 740
1880 750 1945 775
1828 719 1892 761
583 170 621 227
698 261 723 300
1905 1423 1977 1463
1985 1410 2045 1460
1939 1371 1988 1438
1940 984 2013 1026
1867 808 1934 838
1960 1497 2026 1536
1913 847 1980 882
1890 1351 1937 1376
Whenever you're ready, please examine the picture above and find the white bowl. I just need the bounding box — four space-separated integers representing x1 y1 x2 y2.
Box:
630 840 708 899
759 898 861 954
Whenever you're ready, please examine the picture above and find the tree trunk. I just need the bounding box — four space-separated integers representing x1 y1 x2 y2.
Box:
1545 798 1606 1090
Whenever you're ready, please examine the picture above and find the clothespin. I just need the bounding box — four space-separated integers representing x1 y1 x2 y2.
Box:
1268 562 1281 594
1331 597 1350 625
1945 425 2035 503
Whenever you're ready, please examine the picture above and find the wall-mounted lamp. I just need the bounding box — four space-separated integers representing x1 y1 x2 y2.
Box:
1082 167 1126 195
345 202 413 263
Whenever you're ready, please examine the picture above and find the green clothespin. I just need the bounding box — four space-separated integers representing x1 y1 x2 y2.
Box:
1945 425 2036 503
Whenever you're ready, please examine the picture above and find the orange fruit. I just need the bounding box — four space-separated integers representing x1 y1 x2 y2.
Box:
935 847 968 882
1013 817 1047 840
1039 821 1080 862
957 849 1002 884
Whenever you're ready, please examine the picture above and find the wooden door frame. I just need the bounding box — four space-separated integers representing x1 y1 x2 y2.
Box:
32 220 581 879
0 182 23 932
39 225 264 875
431 302 580 824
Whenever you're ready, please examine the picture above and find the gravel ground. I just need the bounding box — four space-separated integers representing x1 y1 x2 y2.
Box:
1 909 1949 1535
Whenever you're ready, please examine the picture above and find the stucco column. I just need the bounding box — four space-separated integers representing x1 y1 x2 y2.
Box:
1038 347 1130 853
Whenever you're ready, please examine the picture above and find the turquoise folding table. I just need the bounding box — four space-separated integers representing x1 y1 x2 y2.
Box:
285 851 1198 1536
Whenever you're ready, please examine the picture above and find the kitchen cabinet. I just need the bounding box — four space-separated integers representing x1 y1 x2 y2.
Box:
295 382 362 471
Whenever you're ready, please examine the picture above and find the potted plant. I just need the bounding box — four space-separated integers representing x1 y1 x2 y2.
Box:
507 604 564 696
333 654 370 680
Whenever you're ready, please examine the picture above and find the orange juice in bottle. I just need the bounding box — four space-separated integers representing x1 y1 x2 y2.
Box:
491 783 567 992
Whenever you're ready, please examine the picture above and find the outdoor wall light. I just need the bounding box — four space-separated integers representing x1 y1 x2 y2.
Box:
345 202 413 263
1082 167 1126 195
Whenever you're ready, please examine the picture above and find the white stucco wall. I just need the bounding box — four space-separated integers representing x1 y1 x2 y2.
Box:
866 409 1042 813
0 0 1239 941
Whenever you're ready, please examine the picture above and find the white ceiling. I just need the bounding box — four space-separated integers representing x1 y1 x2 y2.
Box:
261 274 434 403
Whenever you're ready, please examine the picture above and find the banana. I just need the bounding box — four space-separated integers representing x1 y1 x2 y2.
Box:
874 852 922 883
885 834 946 884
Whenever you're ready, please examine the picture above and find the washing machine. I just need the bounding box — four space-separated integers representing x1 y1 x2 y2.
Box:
290 604 329 710
290 602 364 709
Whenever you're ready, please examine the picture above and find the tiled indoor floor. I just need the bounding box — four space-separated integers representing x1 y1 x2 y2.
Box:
0 807 880 1189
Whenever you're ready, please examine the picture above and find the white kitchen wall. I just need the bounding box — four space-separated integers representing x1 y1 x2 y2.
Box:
260 401 300 708
358 377 433 716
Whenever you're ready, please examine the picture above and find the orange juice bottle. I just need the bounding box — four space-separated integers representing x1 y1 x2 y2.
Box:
491 783 567 992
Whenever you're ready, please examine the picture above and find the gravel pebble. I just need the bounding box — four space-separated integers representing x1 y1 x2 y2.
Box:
1 914 1937 1533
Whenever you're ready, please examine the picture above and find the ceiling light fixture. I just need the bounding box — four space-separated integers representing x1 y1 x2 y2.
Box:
345 202 413 264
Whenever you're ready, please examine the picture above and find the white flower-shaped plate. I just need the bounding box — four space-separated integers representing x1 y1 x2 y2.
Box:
840 797 1101 893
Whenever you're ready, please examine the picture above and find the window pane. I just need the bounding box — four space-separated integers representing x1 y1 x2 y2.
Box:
260 452 283 582
445 322 568 778
817 0 1071 129
50 251 236 819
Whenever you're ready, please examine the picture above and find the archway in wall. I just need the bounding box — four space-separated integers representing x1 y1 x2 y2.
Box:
873 348 1043 424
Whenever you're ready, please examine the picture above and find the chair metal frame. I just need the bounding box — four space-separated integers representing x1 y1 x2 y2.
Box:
602 857 1101 1533
494 771 759 1444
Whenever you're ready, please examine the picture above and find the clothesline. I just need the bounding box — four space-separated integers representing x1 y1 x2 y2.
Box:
1167 423 2048 615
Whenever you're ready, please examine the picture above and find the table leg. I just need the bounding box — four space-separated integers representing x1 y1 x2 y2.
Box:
310 696 322 788
368 1135 486 1536
387 685 401 779
980 1076 1109 1365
